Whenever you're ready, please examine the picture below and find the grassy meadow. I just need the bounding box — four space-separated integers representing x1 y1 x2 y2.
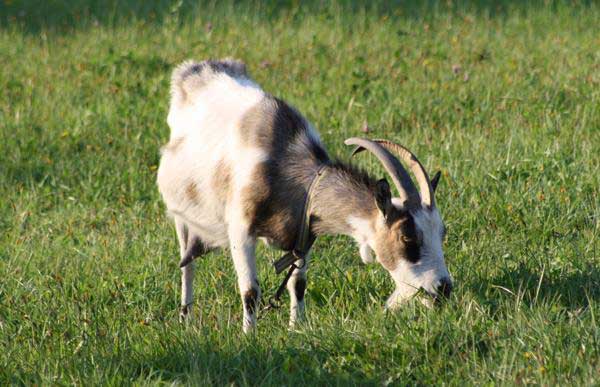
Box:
1 0 599 385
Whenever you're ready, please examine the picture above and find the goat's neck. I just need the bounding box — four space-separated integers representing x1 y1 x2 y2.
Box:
310 165 377 240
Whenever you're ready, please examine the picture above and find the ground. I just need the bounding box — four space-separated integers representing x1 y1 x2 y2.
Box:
0 1 599 385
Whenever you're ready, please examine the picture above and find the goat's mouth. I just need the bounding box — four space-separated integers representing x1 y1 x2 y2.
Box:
420 276 454 305
420 287 451 306
386 280 453 310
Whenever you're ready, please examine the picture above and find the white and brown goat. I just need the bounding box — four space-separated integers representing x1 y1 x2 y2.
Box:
157 59 452 332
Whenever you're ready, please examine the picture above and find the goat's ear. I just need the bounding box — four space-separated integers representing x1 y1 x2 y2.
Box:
431 170 442 193
375 178 392 218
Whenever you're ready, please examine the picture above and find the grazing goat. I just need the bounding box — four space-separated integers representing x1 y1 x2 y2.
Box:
157 59 452 332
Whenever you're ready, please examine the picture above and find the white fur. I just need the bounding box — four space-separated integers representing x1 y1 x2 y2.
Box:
348 201 451 309
158 73 266 248
388 206 450 307
287 252 311 328
348 216 376 264
158 69 274 332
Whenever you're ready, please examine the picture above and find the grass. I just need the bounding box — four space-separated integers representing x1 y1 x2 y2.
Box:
1 0 599 385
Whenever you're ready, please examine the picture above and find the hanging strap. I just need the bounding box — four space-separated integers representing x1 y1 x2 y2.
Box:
260 163 329 316
273 163 328 274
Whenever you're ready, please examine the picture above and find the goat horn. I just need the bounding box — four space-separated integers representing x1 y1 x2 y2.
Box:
370 139 435 208
344 137 421 208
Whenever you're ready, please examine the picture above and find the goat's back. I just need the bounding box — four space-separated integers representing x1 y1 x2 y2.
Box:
157 60 328 249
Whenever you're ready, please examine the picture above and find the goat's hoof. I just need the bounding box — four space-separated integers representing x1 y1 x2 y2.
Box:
288 321 306 332
242 320 257 334
288 314 306 330
179 305 192 323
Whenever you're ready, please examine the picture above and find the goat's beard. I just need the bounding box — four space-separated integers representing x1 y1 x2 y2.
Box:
385 287 434 310
385 287 415 310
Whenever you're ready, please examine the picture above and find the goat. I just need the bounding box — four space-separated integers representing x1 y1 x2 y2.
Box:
157 59 452 332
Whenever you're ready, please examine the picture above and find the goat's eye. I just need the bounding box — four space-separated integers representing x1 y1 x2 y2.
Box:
401 235 413 244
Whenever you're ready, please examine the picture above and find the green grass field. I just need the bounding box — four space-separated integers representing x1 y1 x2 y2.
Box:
1 1 599 385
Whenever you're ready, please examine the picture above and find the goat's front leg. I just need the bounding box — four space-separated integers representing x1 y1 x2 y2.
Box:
229 224 260 333
287 251 310 327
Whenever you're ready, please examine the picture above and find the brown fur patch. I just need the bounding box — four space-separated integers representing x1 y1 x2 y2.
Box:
179 234 208 267
260 207 297 249
238 96 328 250
238 96 307 150
241 165 269 219
374 211 421 271
294 277 307 302
243 287 259 315
374 221 399 271
185 181 200 204
310 163 379 236
241 159 308 250
395 213 421 263
212 159 232 203
238 98 276 147
180 304 190 317
173 59 248 104
206 58 248 78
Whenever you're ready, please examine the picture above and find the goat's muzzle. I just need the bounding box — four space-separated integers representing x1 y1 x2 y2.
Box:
424 277 453 305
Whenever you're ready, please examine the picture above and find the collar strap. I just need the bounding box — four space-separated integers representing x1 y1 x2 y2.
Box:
273 163 329 274
296 163 328 251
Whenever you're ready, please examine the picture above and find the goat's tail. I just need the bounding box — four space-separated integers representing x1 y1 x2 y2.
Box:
170 59 248 105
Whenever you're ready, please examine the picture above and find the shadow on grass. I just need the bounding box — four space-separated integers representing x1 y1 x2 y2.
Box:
1 0 593 35
469 262 600 310
131 334 361 385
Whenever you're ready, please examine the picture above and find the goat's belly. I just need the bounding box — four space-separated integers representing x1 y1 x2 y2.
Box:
174 206 229 248
158 158 230 248
163 187 229 248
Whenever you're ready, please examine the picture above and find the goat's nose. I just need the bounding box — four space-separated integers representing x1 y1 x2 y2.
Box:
436 277 453 299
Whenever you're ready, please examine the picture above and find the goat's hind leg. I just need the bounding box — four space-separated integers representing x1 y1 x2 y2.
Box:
175 218 208 322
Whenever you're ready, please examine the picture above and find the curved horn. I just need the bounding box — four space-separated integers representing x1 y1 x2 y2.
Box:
344 137 420 208
371 139 435 207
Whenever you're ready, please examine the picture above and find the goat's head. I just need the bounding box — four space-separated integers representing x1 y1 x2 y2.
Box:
345 138 452 309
